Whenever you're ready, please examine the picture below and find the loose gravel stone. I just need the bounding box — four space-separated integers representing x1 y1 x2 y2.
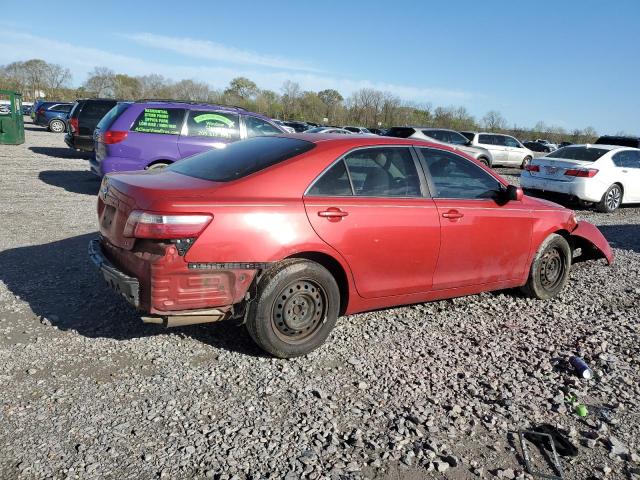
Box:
0 128 639 479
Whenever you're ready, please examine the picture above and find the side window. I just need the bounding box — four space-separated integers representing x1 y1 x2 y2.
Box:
423 130 445 141
132 108 186 135
50 104 71 112
478 134 493 145
504 136 520 148
420 148 502 199
245 116 282 137
185 110 240 139
307 160 353 196
344 147 422 197
448 131 469 145
612 150 640 168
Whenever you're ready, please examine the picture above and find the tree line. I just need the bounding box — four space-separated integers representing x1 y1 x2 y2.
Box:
1 58 599 143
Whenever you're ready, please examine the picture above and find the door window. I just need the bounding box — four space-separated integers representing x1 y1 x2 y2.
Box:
345 147 422 197
478 134 494 145
132 108 186 135
245 116 282 137
448 131 470 145
50 104 72 113
420 148 502 199
185 110 240 139
307 160 353 196
492 135 508 146
504 136 521 148
613 150 640 168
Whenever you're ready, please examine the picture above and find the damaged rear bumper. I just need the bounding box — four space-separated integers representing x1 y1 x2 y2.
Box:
570 221 614 265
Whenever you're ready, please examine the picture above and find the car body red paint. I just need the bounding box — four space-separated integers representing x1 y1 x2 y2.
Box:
91 134 612 331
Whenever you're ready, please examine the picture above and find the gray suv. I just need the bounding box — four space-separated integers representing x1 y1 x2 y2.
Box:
385 127 494 167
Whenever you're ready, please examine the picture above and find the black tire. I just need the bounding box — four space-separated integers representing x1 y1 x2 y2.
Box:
49 119 66 133
520 156 532 169
478 157 491 168
146 162 170 171
246 259 340 358
521 234 571 300
596 184 623 213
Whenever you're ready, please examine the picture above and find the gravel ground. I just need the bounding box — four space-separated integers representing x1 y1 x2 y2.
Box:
0 123 639 480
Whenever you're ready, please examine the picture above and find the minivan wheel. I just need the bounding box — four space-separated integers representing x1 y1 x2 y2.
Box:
49 119 66 133
520 233 571 300
520 156 532 169
146 162 170 171
596 184 622 213
246 259 340 358
478 157 490 168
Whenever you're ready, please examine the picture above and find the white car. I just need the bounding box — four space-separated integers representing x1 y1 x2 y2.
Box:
304 127 353 135
272 120 296 134
343 126 375 135
461 132 534 168
521 144 640 212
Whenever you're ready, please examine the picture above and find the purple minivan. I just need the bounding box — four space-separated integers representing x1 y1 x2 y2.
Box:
91 100 285 176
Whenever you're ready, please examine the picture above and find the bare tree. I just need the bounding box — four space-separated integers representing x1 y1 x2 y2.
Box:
281 81 301 120
84 67 116 97
482 110 507 131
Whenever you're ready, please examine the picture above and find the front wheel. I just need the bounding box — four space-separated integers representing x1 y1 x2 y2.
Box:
596 184 622 213
246 259 340 358
478 157 491 168
520 156 532 169
521 234 571 300
49 119 66 133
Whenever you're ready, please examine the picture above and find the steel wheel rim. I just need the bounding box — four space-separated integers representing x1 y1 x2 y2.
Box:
272 280 327 343
606 187 621 210
539 247 565 290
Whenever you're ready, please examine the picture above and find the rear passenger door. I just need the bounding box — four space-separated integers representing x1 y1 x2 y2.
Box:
479 134 509 165
129 107 186 163
612 150 640 202
304 146 441 298
178 110 240 158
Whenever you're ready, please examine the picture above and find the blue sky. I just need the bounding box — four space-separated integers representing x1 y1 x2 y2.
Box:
1 0 638 134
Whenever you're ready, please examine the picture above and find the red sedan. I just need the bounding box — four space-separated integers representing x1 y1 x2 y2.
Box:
90 135 613 357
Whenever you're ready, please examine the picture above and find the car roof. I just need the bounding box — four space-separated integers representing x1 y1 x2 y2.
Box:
132 100 272 120
568 143 631 151
282 133 455 149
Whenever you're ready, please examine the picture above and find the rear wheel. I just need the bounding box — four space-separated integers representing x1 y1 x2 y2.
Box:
596 184 622 213
520 156 532 169
521 234 571 300
246 259 340 358
49 119 66 133
146 162 170 171
478 157 491 168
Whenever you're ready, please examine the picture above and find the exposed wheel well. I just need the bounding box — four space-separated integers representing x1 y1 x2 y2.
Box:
286 252 349 315
147 159 172 169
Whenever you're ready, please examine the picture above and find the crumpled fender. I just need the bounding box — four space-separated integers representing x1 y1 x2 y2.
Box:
570 221 614 265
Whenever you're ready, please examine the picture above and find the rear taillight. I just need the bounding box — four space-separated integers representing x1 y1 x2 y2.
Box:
103 130 128 144
525 164 540 172
564 168 598 178
123 211 213 239
37 107 45 115
69 117 79 135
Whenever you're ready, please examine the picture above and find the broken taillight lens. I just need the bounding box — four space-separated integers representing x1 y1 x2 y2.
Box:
564 168 598 178
123 211 212 239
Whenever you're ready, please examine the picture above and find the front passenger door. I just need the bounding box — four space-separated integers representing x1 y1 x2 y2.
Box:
417 147 534 289
478 134 508 165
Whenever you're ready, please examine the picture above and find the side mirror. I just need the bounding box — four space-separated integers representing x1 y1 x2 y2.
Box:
506 184 523 201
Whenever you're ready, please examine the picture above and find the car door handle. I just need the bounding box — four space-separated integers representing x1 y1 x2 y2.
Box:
442 210 464 219
318 208 349 218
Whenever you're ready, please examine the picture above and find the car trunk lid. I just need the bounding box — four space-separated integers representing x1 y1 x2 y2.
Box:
528 158 594 181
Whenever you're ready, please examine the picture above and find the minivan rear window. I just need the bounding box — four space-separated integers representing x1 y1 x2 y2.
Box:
97 103 132 131
385 127 416 138
595 136 640 148
168 137 315 182
549 146 609 162
132 108 186 135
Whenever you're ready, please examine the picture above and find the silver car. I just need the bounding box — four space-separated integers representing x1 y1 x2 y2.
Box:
304 127 353 135
462 132 534 168
386 127 494 167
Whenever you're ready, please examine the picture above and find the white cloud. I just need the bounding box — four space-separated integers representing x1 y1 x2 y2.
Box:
124 32 320 72
0 30 474 104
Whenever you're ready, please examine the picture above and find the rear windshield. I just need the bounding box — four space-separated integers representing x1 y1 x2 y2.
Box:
96 103 131 131
595 136 640 148
69 101 84 118
168 137 316 182
549 146 609 162
385 127 416 138
80 100 117 123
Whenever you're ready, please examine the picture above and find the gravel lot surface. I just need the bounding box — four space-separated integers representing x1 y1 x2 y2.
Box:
0 124 639 479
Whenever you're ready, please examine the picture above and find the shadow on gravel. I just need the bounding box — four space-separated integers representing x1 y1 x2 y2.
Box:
0 233 264 357
39 170 101 195
598 224 640 253
29 146 91 159
24 125 45 132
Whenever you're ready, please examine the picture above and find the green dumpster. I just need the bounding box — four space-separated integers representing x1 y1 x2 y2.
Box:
0 90 25 145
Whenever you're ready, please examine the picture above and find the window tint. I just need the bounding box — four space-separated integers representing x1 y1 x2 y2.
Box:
185 110 240 139
168 137 315 182
448 131 469 145
612 150 640 168
132 108 186 135
50 104 72 112
504 136 520 148
550 146 609 162
460 131 475 141
423 130 446 141
81 101 117 122
343 147 421 197
245 116 282 137
96 103 132 131
492 135 508 146
595 136 640 148
385 127 416 138
307 160 353 196
420 148 502 199
478 134 493 145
